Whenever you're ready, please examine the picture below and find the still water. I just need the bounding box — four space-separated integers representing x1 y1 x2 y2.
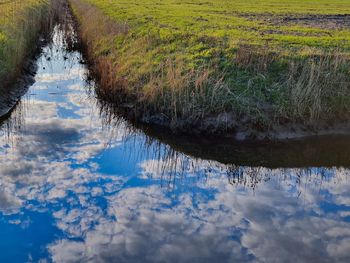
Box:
0 23 349 263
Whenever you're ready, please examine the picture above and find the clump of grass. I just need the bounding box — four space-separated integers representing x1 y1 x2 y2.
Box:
0 0 54 91
285 52 350 122
69 0 350 136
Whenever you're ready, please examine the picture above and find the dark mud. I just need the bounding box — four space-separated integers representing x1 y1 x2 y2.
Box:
242 13 350 30
144 113 350 141
0 53 39 117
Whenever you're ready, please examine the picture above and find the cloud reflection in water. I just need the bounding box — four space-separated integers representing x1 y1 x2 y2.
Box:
0 26 349 263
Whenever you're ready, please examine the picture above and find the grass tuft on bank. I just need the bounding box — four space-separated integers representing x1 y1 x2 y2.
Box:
69 0 350 136
0 0 51 90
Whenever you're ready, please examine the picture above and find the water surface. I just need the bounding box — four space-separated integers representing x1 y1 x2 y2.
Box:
0 24 349 263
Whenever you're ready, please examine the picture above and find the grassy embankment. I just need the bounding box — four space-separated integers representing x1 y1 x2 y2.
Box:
69 0 350 136
0 0 52 91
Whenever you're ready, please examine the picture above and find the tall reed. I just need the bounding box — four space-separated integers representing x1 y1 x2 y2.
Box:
0 0 53 91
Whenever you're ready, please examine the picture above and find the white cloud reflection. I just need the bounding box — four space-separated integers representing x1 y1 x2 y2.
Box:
45 162 350 263
0 25 349 263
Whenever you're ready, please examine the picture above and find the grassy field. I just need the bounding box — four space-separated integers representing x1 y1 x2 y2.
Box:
69 0 350 135
0 0 51 90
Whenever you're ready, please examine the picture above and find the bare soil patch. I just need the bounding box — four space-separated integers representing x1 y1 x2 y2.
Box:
243 13 350 30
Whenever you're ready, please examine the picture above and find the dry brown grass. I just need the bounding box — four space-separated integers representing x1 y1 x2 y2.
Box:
234 44 278 72
283 52 350 122
69 0 128 91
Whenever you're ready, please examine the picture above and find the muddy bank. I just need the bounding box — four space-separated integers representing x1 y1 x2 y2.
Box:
95 93 350 141
138 110 350 141
0 45 42 118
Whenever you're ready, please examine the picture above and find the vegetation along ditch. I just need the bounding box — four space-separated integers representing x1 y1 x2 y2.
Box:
0 0 64 116
1 0 350 140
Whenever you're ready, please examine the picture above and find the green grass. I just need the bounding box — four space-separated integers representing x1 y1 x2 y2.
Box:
88 0 350 50
77 0 350 71
0 0 50 90
70 0 350 134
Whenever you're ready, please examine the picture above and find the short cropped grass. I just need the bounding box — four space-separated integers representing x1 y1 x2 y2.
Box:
0 0 50 90
69 0 350 134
